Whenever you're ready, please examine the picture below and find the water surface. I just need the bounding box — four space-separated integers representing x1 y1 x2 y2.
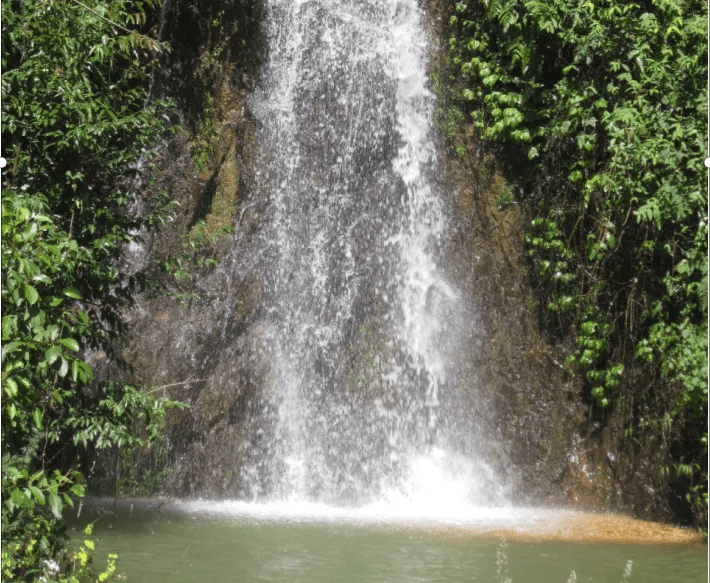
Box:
71 502 706 582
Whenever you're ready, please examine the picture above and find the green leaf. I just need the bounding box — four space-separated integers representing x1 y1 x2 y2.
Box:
1 341 21 362
22 221 37 241
24 284 39 305
32 408 43 429
58 357 69 378
45 345 61 365
4 378 18 397
49 296 64 307
69 483 86 497
52 389 65 406
33 274 52 285
60 337 80 352
2 315 18 339
46 325 61 341
28 485 45 506
75 309 90 325
22 221 38 241
11 488 30 509
48 492 63 519
62 287 82 300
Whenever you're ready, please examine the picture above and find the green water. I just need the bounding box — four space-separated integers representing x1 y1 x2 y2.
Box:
70 506 706 583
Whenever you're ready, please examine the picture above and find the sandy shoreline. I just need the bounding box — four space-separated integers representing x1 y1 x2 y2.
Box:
423 511 706 546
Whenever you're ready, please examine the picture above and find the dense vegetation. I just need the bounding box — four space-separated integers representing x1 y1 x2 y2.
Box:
446 0 707 528
1 0 183 579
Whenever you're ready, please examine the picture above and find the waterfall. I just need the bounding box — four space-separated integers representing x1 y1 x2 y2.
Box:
238 0 505 509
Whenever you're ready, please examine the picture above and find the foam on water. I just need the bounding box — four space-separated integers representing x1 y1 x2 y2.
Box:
176 497 541 529
186 448 516 528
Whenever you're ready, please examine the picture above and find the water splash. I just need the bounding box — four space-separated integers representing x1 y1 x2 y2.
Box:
244 0 503 510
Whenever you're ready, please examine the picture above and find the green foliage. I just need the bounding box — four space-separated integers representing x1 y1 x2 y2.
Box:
2 523 120 583
437 105 465 141
192 94 219 172
1 0 186 578
449 0 707 527
2 0 176 338
190 7 241 171
494 182 516 211
148 219 231 305
116 387 174 496
1 189 185 581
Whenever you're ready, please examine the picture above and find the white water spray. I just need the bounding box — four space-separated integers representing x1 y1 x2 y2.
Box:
242 0 506 514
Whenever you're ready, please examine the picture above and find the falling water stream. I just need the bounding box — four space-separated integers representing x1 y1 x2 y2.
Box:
234 0 503 509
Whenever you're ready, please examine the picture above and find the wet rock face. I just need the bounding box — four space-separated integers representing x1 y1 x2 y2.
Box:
432 135 673 522
124 265 274 498
115 0 275 499
437 140 676 518
151 0 267 126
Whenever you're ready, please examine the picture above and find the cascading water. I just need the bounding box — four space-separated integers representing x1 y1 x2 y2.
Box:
200 0 507 515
